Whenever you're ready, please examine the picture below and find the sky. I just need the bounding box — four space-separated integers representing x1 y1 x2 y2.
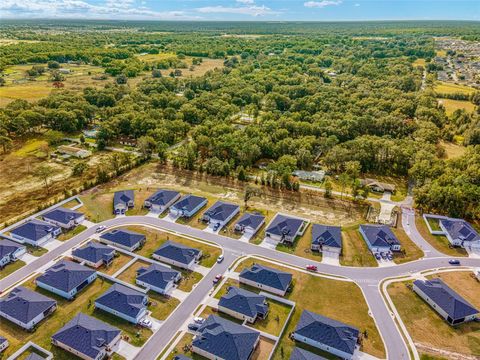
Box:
0 0 479 21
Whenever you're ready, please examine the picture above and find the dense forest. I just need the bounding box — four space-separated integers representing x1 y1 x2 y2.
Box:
0 20 479 220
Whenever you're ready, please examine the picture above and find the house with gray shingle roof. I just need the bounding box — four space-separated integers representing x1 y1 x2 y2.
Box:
234 213 265 238
192 315 260 360
72 241 115 268
0 286 57 330
0 239 26 268
218 286 269 323
289 347 328 360
413 278 479 325
136 263 181 295
239 263 292 296
152 241 202 270
144 189 181 213
100 229 145 252
51 313 121 360
265 214 307 244
36 260 97 300
359 224 401 254
9 219 61 246
292 310 359 360
169 195 207 218
439 218 480 251
113 190 134 215
311 224 342 254
42 207 85 229
0 336 8 353
201 201 240 230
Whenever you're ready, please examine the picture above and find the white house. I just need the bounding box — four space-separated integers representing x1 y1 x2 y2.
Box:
0 239 26 268
42 207 85 230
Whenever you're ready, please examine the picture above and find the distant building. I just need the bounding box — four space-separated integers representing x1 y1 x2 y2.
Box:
100 229 145 252
144 189 181 214
239 263 292 296
234 213 265 237
311 224 342 254
42 207 85 229
57 145 91 158
265 214 306 244
292 170 325 182
359 224 401 254
71 241 115 268
439 218 480 251
113 190 134 215
201 201 240 230
10 219 61 246
360 178 395 193
136 263 181 295
0 239 26 268
218 286 269 323
169 195 207 218
152 241 202 270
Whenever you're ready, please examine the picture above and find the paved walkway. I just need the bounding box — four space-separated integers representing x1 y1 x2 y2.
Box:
117 340 140 360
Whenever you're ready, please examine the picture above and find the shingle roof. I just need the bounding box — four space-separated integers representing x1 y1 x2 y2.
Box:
0 239 25 258
0 286 56 324
239 264 292 293
52 313 121 359
25 353 45 360
72 242 115 264
414 279 479 320
136 263 180 291
203 201 240 222
10 219 60 242
100 229 145 248
235 213 265 231
266 215 304 237
311 224 342 249
95 283 147 319
43 207 83 225
173 355 191 360
289 347 328 360
146 190 180 206
36 260 96 293
193 315 260 360
440 219 480 243
218 286 268 318
153 241 200 265
171 195 207 213
114 190 134 207
360 224 400 248
294 310 359 356
0 336 7 346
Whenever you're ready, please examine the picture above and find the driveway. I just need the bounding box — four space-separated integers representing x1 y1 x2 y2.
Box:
117 340 140 360
321 251 340 266
42 239 63 251
19 253 37 264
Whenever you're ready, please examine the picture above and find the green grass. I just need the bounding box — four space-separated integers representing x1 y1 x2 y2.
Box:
57 225 87 241
0 260 26 279
165 333 205 360
439 98 476 116
199 306 243 324
78 193 115 223
176 269 203 292
392 227 424 264
148 292 180 321
26 244 48 257
434 81 475 96
340 227 378 267
251 299 292 336
426 217 441 231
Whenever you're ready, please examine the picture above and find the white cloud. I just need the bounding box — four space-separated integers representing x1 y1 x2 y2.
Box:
197 4 277 16
304 0 342 8
236 0 255 4
354 3 360 6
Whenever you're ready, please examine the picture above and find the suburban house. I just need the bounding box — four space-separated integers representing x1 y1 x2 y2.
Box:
71 241 115 268
0 239 26 268
201 201 240 230
311 224 342 254
136 263 182 295
144 189 181 213
292 170 325 182
265 214 307 244
359 224 401 254
173 356 191 360
413 279 479 325
0 286 57 330
292 310 359 360
36 260 97 300
191 315 260 360
57 145 92 158
290 347 328 360
95 283 148 324
51 313 121 360
99 229 146 252
360 178 396 193
239 263 292 296
0 337 8 353
218 286 269 323
42 207 85 230
438 218 480 251
234 213 265 237
113 190 134 215
169 194 208 218
152 240 202 270
9 219 61 246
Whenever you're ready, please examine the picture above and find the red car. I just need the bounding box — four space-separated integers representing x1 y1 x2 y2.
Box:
306 265 317 272
213 274 223 284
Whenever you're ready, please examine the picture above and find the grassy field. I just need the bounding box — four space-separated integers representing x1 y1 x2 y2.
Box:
117 259 150 284
388 275 480 358
392 226 424 264
440 141 467 159
340 226 378 267
438 98 476 116
0 277 152 359
235 258 385 359
57 225 87 241
415 216 468 257
434 81 475 96
78 192 115 222
0 260 26 279
413 58 426 67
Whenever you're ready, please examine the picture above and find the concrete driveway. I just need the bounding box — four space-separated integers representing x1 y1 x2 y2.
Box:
117 340 140 360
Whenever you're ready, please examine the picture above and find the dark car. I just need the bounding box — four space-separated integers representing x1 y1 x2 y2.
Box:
374 253 381 260
387 253 393 261
188 323 200 331
449 259 460 265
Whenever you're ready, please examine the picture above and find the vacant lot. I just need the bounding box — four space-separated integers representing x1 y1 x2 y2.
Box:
117 259 150 284
392 226 424 264
0 260 26 280
388 275 480 358
438 98 476 116
78 192 115 222
235 258 385 359
434 81 475 96
340 226 378 267
100 251 134 276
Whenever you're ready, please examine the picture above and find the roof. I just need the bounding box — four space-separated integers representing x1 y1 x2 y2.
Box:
36 260 96 293
203 201 240 222
290 347 328 360
136 263 180 290
10 219 60 242
311 224 342 249
72 242 115 264
100 229 145 248
0 239 25 259
414 279 479 320
193 315 260 360
43 207 83 225
154 241 200 265
0 336 6 346
173 355 191 360
95 283 147 319
25 353 45 360
218 286 268 318
239 264 292 293
52 313 121 359
440 219 480 243
266 214 304 237
235 213 265 231
171 195 207 213
294 310 359 356
114 190 134 207
360 224 400 248
146 189 180 206
360 178 395 192
0 286 56 324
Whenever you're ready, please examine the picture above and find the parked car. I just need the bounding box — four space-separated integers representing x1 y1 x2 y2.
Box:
139 318 152 328
449 259 461 265
374 253 381 260
193 317 205 324
217 254 224 263
213 274 223 284
213 223 221 231
387 253 393 261
188 323 200 331
380 252 387 260
96 225 106 233
306 265 317 272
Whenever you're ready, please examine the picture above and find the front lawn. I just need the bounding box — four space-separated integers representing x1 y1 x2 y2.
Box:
176 269 204 292
392 226 424 264
78 192 115 223
340 226 377 267
148 292 180 321
166 333 204 360
57 225 87 241
0 259 26 279
26 244 48 257
276 224 323 262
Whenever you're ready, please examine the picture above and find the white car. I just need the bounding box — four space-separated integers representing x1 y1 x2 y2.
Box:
139 318 152 328
217 255 224 263
193 317 205 324
96 225 106 233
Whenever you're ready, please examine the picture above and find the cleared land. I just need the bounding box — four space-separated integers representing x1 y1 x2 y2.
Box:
340 226 378 267
100 252 134 276
438 99 476 116
440 141 467 159
434 81 475 96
